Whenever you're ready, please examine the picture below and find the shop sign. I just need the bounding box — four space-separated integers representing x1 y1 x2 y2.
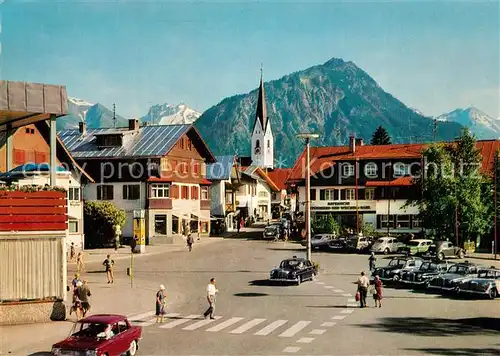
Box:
258 199 268 205
311 201 375 211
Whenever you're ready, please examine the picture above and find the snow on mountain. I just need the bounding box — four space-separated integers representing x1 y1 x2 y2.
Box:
67 96 94 123
141 103 201 125
436 107 500 138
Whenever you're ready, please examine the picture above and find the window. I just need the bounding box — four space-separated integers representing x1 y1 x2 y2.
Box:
69 219 79 233
310 189 317 200
319 189 335 200
181 186 189 199
412 215 421 228
259 191 268 198
267 140 270 148
381 214 395 228
13 149 26 164
393 162 407 177
342 163 354 177
68 187 80 201
256 140 260 148
193 163 200 175
364 163 377 177
25 128 35 134
190 217 199 233
123 184 140 200
201 222 209 233
201 186 209 200
172 216 179 234
187 139 192 150
99 135 121 147
365 188 375 200
179 138 185 149
396 214 410 228
154 215 167 235
150 184 169 198
191 186 199 200
35 151 47 163
345 189 356 200
97 185 114 200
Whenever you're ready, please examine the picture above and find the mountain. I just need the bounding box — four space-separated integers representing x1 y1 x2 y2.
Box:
195 58 464 166
436 107 500 139
141 103 201 125
57 98 127 131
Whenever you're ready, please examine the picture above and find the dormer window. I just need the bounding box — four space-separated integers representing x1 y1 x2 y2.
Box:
95 134 123 147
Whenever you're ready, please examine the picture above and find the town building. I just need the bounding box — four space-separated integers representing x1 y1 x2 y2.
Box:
287 137 500 237
59 120 216 245
267 168 293 218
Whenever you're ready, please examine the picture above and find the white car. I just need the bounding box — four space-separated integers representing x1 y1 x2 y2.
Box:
301 234 336 249
371 237 406 255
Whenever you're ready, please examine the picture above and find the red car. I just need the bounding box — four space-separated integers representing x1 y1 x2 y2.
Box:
51 314 142 356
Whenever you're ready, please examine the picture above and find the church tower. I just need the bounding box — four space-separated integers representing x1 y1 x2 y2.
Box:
251 66 274 169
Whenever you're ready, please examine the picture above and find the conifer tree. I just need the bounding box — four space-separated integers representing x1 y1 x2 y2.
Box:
370 126 392 145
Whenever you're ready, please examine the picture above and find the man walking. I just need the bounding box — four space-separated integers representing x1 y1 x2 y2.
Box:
187 233 194 252
103 254 115 284
203 277 218 319
77 280 92 317
369 252 377 273
357 271 370 308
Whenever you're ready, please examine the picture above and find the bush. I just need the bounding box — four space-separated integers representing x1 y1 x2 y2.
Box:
84 201 126 248
312 215 340 235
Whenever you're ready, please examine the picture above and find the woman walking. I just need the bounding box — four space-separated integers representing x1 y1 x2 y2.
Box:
156 285 167 323
373 275 383 308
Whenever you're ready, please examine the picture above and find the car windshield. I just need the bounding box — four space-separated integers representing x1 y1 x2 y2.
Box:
376 239 388 244
280 260 304 269
420 262 438 271
408 241 420 246
71 322 109 338
478 270 500 278
388 259 405 267
447 265 469 274
312 235 323 240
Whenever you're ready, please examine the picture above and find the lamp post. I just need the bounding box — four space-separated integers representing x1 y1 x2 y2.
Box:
297 133 319 262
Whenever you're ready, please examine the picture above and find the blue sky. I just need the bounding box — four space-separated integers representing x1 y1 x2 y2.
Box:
2 0 499 118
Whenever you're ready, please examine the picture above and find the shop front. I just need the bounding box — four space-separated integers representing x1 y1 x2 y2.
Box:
310 200 377 230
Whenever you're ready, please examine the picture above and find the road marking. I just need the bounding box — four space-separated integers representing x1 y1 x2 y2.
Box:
324 286 334 289
342 293 352 297
206 317 244 332
334 289 344 293
182 316 222 330
341 309 354 314
321 322 336 327
309 329 326 335
127 311 154 321
159 315 200 329
279 321 311 337
332 315 346 320
254 320 288 335
134 313 180 327
229 318 266 334
347 303 359 307
348 298 356 302
317 282 325 285
283 347 300 353
297 337 315 343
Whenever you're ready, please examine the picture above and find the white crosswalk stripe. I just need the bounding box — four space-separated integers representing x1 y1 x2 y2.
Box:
206 317 244 332
254 320 288 336
279 321 311 337
127 311 154 321
182 316 222 330
229 318 266 334
159 315 201 329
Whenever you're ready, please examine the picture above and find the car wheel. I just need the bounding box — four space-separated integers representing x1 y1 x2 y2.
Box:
296 276 302 285
489 288 498 300
437 252 445 261
392 274 400 282
127 340 138 356
457 250 464 259
383 248 390 255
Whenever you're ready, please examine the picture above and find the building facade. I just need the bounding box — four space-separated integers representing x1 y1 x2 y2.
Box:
251 71 274 169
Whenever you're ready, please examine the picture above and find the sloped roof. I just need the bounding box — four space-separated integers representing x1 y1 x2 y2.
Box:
267 168 292 190
241 165 280 192
206 155 235 180
59 124 191 159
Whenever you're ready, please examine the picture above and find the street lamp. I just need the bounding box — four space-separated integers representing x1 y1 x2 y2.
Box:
296 133 320 262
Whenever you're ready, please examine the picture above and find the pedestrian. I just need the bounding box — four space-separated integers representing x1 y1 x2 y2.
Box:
76 252 84 273
71 273 81 289
240 217 245 230
69 242 76 261
369 252 376 273
372 275 383 308
131 236 137 253
187 233 194 252
356 271 369 308
72 280 83 320
156 285 167 323
103 254 114 284
77 280 92 317
203 277 218 319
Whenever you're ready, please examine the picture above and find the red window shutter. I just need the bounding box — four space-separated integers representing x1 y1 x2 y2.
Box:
14 149 26 164
194 186 198 200
171 185 178 199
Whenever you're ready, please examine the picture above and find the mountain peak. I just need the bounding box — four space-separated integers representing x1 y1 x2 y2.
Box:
68 96 93 107
141 102 200 125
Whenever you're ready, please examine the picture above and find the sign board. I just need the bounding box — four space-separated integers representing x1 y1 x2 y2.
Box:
133 209 145 219
311 201 376 212
258 199 268 205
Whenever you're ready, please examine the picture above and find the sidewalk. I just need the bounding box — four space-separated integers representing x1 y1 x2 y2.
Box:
469 252 500 262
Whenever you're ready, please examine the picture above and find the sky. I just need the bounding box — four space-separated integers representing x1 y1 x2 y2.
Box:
1 0 499 119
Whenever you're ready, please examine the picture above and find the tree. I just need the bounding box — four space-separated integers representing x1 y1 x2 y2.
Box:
312 214 340 235
370 126 392 145
84 201 127 248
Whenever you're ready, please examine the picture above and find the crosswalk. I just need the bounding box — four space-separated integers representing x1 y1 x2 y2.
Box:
126 311 321 338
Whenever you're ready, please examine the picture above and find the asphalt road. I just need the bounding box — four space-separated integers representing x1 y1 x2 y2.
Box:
5 234 500 356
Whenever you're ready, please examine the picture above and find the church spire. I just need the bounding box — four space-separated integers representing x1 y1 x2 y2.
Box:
254 63 268 131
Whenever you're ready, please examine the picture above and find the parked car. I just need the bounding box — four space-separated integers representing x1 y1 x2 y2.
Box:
399 239 434 256
301 234 336 249
423 241 466 260
269 257 317 285
400 261 453 287
262 223 282 240
346 235 374 252
370 237 406 255
328 236 349 251
455 268 500 299
427 262 483 291
51 314 142 356
373 256 424 282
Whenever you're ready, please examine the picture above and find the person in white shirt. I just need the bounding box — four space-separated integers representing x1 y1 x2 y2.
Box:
356 271 370 308
203 278 218 319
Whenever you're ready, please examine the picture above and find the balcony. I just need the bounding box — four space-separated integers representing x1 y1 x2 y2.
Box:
200 200 210 210
147 198 173 210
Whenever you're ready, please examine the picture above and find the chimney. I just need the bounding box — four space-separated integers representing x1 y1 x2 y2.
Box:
79 122 86 134
355 138 364 146
129 119 139 131
349 135 356 152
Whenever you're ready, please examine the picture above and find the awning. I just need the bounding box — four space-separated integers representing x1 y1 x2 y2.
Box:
365 177 413 187
199 211 210 221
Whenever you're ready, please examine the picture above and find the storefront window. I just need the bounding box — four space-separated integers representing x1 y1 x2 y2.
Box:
345 189 356 200
154 215 167 235
365 188 375 200
396 214 410 228
381 214 395 228
190 215 199 233
172 215 179 234
201 222 209 233
412 215 421 228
